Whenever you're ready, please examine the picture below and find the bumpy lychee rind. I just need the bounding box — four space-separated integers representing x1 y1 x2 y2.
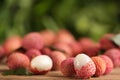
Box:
22 32 44 50
7 52 30 70
99 55 113 75
92 57 106 77
50 51 66 70
25 49 41 60
104 48 120 67
75 60 96 79
74 54 96 79
60 58 75 76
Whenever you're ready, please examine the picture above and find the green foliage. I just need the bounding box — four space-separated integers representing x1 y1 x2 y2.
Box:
0 0 120 43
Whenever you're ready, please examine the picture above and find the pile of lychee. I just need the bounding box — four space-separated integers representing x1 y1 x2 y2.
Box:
0 29 120 79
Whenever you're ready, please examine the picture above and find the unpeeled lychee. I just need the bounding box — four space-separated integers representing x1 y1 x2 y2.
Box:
99 55 113 75
91 56 106 77
53 42 72 57
74 54 96 79
55 29 76 44
22 32 44 50
40 30 56 46
60 58 76 76
30 55 53 75
99 34 117 50
78 38 100 57
68 42 83 57
7 52 30 70
49 51 67 70
25 49 41 60
104 48 120 67
40 47 52 56
3 36 22 56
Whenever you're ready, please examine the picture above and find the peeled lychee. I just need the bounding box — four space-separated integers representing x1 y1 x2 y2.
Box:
104 48 120 67
99 34 117 50
74 54 96 79
22 32 44 50
30 55 53 75
49 51 66 70
91 56 106 77
7 52 30 70
99 55 113 75
60 58 75 76
25 49 41 60
3 36 22 56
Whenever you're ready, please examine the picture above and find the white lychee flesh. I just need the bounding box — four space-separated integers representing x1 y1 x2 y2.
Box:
74 53 96 79
30 55 53 73
74 53 92 69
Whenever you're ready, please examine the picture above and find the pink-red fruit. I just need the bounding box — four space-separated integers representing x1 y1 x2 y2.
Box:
50 51 66 70
30 55 53 75
104 48 120 67
74 54 96 79
25 49 41 60
60 58 75 76
7 52 30 70
99 55 113 75
22 32 44 50
92 56 106 77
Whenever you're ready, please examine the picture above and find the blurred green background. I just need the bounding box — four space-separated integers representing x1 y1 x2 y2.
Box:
0 0 120 43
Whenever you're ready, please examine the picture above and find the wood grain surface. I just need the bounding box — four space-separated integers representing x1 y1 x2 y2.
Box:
0 64 120 80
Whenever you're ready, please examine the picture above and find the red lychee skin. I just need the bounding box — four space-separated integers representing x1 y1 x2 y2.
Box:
49 51 66 70
7 52 30 70
104 48 120 67
40 30 56 46
0 46 5 60
78 38 100 57
54 42 73 57
99 55 113 75
22 32 44 50
3 36 22 56
55 29 76 44
68 42 83 57
40 47 52 56
25 49 41 60
83 43 101 57
99 34 117 50
92 56 106 77
60 58 75 76
75 61 96 79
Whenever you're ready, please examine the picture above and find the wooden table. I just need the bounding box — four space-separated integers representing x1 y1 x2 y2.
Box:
0 64 120 80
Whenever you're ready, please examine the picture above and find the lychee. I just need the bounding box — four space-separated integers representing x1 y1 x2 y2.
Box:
3 36 22 56
99 55 113 75
49 51 66 70
91 56 106 77
74 54 96 79
55 29 76 44
7 52 30 70
25 49 41 60
22 32 44 50
60 58 76 76
30 55 53 75
99 34 117 50
40 30 56 46
104 48 120 67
